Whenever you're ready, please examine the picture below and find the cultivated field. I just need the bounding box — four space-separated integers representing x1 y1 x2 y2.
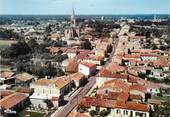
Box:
0 40 17 50
0 40 17 46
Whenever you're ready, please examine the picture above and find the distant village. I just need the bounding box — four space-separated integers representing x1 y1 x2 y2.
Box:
0 9 170 117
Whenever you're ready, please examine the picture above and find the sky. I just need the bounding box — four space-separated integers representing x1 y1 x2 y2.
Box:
0 0 170 15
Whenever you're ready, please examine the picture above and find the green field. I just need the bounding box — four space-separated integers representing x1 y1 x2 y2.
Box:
0 40 17 46
18 111 45 117
0 40 17 51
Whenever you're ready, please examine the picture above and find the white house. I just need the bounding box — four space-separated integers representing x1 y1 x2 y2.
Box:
140 54 158 61
70 72 85 87
80 96 150 117
96 69 129 87
78 62 96 76
30 77 72 108
65 48 77 59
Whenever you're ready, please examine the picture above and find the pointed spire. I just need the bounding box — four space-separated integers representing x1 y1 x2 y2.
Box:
71 5 75 20
70 5 76 27
72 5 75 18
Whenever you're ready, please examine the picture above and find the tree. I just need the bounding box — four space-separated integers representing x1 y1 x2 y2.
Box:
24 64 65 78
81 40 93 50
54 54 68 64
89 110 98 117
0 28 21 39
44 99 53 109
16 62 29 72
27 38 39 52
138 72 147 79
99 109 110 117
151 97 170 117
1 41 31 58
77 105 87 113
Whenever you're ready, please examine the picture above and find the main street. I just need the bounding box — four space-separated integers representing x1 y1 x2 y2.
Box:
50 77 96 117
50 31 122 117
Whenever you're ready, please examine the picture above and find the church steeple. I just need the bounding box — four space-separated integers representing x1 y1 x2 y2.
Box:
70 7 76 27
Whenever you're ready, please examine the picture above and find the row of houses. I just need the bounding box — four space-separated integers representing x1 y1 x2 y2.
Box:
0 72 35 88
68 24 170 117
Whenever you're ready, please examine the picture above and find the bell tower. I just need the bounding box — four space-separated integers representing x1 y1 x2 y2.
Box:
70 7 76 27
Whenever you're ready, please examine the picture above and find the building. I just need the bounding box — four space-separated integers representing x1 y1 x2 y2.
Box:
79 96 150 117
70 72 85 87
78 62 96 76
96 69 129 87
0 92 29 115
64 8 80 39
15 73 35 87
30 77 72 108
0 71 15 85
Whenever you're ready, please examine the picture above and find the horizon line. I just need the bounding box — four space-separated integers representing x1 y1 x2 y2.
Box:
0 13 170 16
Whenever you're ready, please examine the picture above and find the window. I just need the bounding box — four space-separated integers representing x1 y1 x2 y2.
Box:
123 110 126 115
116 109 121 114
105 90 108 94
126 110 128 115
136 112 144 117
136 112 138 116
130 111 133 116
144 113 146 117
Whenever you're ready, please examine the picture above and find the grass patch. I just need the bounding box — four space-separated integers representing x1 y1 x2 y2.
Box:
152 95 169 100
18 111 45 117
0 40 17 46
0 40 17 51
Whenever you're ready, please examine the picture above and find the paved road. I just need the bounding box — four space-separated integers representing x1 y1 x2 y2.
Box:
51 77 96 117
50 38 120 117
103 38 119 69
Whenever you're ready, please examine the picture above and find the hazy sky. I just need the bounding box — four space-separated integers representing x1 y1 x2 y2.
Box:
0 0 170 15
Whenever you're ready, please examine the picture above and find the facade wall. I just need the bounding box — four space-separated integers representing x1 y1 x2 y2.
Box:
30 84 60 96
67 53 76 59
89 106 149 117
79 64 90 76
30 98 48 109
130 90 145 100
141 56 157 61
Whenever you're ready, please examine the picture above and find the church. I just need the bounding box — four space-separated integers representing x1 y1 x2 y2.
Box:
64 8 80 39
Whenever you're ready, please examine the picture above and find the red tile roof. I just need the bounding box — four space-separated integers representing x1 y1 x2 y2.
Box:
130 85 147 93
0 71 15 79
153 60 169 67
49 47 62 53
117 92 129 102
0 90 15 97
80 96 116 108
32 79 54 86
98 69 128 79
0 93 28 109
88 55 104 61
102 80 130 92
115 101 149 112
124 54 141 59
51 97 59 101
129 94 142 100
67 60 79 73
70 72 84 81
128 75 139 83
68 112 89 117
107 64 127 72
55 77 71 89
141 53 158 57
80 62 96 68
103 92 129 102
98 69 112 77
75 53 89 60
66 48 77 53
80 97 149 112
